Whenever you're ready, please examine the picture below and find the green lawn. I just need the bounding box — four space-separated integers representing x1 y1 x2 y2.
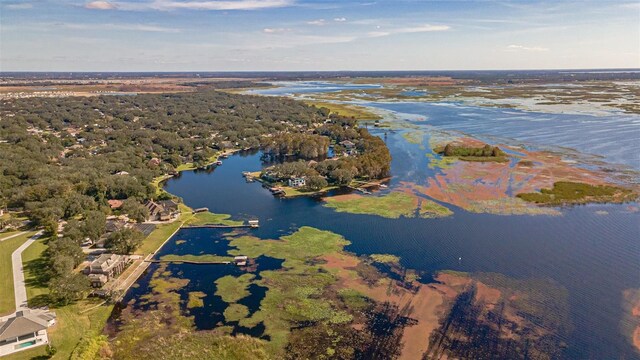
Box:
22 235 50 305
175 153 221 172
282 185 339 198
0 231 37 316
136 220 183 256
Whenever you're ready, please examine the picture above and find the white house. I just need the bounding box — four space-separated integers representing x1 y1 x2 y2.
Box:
0 310 56 356
288 177 306 188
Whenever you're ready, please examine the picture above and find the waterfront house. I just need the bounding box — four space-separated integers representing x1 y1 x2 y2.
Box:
288 177 306 188
88 274 109 288
0 310 56 356
145 200 179 221
84 253 129 282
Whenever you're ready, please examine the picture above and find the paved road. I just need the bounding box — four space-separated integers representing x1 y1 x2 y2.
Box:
0 231 28 242
12 231 43 311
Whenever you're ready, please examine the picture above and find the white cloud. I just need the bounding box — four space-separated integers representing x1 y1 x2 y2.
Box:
5 3 34 9
58 23 182 33
263 27 291 33
333 17 347 22
396 24 451 33
367 24 450 38
85 1 116 9
506 44 549 52
619 2 640 9
100 0 295 11
306 19 326 25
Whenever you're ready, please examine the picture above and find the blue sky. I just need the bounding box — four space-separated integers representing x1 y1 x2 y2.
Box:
1 0 638 71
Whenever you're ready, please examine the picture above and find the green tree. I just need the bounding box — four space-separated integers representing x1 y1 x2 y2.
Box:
121 198 149 223
106 228 145 254
305 175 328 191
49 272 89 305
83 210 106 241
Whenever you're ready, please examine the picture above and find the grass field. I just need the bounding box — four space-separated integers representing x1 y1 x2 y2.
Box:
0 231 37 316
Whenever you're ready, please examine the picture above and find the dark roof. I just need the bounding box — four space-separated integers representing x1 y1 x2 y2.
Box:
158 200 178 211
0 311 50 341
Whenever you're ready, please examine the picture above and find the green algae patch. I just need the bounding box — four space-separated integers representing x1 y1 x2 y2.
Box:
187 291 207 309
324 192 452 219
228 226 351 269
186 211 243 226
402 130 426 145
426 152 458 170
517 181 636 205
419 198 455 218
215 274 256 303
467 198 561 216
160 254 234 263
369 254 401 265
338 289 370 311
224 303 250 322
224 227 354 353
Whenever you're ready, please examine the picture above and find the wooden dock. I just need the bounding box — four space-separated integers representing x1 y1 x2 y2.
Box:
182 224 254 229
182 219 259 229
145 259 231 265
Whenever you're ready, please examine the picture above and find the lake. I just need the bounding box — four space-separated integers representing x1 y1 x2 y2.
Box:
124 82 640 359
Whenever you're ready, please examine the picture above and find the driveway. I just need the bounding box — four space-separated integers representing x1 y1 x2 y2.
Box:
12 231 43 311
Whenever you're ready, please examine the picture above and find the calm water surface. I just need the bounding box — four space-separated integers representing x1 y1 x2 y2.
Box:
126 82 640 359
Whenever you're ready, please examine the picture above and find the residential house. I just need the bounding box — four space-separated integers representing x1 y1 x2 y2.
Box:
145 200 179 221
0 310 56 356
288 177 306 188
339 140 358 156
148 158 161 167
339 140 356 149
107 199 123 210
84 253 129 285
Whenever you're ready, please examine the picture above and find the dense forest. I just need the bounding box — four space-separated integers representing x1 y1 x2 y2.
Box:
261 114 391 190
0 88 390 303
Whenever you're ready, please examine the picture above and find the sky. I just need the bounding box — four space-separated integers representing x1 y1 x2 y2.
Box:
1 0 639 71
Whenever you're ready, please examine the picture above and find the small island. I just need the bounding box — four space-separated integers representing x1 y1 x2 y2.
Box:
517 181 637 205
434 142 508 162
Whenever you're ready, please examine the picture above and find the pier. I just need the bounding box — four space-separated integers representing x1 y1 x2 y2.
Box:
181 219 259 229
145 259 231 265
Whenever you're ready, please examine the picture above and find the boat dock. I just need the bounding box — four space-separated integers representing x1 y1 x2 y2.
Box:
181 219 259 229
349 186 372 195
145 255 250 266
145 259 231 265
